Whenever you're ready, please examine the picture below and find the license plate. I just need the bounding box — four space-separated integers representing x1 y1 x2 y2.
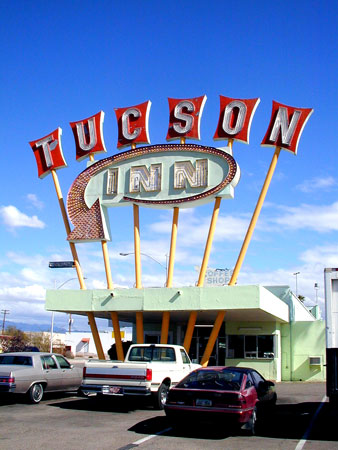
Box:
196 398 212 407
102 386 123 395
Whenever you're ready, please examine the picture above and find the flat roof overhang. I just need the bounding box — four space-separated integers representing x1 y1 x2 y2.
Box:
46 284 289 324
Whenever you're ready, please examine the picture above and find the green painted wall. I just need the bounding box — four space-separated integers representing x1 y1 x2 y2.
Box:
281 321 326 381
225 321 280 381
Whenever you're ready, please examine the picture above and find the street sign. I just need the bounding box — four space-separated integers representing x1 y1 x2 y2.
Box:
48 261 75 268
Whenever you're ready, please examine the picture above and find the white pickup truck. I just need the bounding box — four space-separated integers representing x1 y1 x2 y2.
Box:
81 344 200 409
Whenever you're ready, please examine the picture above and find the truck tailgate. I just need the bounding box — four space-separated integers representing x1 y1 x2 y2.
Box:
84 362 149 384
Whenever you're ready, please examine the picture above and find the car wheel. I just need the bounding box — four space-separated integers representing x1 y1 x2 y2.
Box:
246 406 257 435
28 383 44 404
154 383 169 410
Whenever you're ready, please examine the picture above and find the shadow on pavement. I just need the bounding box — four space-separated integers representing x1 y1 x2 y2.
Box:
48 395 154 414
130 402 338 441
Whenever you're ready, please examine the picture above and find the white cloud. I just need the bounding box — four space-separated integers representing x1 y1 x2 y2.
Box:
26 194 44 210
149 209 250 247
0 284 45 302
296 176 337 193
0 205 45 229
271 202 338 232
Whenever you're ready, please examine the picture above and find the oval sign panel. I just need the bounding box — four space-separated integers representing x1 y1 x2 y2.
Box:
67 144 239 242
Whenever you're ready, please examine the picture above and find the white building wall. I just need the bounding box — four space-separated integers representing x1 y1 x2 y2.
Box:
56 328 133 356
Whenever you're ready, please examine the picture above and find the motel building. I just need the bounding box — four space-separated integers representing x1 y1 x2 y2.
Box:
46 283 326 382
31 95 321 383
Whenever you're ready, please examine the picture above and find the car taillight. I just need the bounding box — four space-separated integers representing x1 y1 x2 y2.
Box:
83 367 87 378
0 377 14 383
228 394 246 408
146 368 152 381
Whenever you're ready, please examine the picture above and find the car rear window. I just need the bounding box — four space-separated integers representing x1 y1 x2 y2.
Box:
128 346 176 362
0 355 33 366
177 369 243 391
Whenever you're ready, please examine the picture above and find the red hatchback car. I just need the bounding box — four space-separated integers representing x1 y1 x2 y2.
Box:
164 366 276 434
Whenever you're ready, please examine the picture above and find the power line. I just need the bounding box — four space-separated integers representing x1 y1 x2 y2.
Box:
1 309 10 334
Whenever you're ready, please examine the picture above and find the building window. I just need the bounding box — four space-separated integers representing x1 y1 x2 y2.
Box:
227 335 275 359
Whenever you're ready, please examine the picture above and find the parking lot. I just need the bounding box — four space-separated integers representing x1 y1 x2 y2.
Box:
0 382 337 450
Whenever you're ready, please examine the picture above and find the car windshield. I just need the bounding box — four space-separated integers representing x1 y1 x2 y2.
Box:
128 346 176 362
0 355 33 366
176 369 244 391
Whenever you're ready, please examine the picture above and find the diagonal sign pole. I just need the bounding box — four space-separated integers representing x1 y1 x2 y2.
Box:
87 153 124 360
200 146 281 366
50 168 105 360
200 101 313 367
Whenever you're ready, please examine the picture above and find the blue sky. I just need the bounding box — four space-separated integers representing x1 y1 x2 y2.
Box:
0 1 337 331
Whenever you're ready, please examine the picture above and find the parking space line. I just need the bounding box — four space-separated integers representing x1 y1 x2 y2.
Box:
117 427 172 450
132 427 172 445
294 395 327 450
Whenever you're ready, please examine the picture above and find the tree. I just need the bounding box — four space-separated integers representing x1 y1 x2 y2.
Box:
26 332 51 352
298 295 305 303
2 326 27 352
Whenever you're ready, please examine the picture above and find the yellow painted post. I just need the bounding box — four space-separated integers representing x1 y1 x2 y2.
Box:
160 312 170 344
182 197 221 352
183 311 197 352
102 241 124 361
87 312 105 360
166 207 179 287
197 196 222 286
102 240 114 289
133 204 142 289
200 311 225 367
229 146 281 286
160 207 180 343
51 170 86 290
51 169 105 359
133 203 144 343
110 312 124 360
136 312 144 344
197 139 233 365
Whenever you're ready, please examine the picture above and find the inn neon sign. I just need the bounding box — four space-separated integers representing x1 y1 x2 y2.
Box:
30 95 313 364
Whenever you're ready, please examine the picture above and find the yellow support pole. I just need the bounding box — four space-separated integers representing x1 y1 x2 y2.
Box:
133 203 142 289
87 312 105 360
200 311 225 367
102 240 114 289
229 146 282 286
183 311 197 352
183 197 221 352
160 312 170 344
166 207 179 288
197 196 222 286
160 207 180 343
51 170 86 290
102 241 124 361
198 139 234 365
110 312 124 360
133 203 143 343
136 312 144 344
51 169 105 359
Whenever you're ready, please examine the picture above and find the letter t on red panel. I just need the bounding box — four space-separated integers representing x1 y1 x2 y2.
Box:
70 111 107 162
213 96 260 144
261 101 313 155
114 100 151 149
29 128 67 179
166 95 207 141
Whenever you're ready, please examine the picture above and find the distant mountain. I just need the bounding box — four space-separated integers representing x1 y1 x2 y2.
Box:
3 320 132 334
4 320 66 333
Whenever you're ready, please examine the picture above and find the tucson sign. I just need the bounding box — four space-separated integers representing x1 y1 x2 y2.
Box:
30 95 313 243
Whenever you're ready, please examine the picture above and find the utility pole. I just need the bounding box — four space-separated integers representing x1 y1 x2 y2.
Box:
1 309 10 334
